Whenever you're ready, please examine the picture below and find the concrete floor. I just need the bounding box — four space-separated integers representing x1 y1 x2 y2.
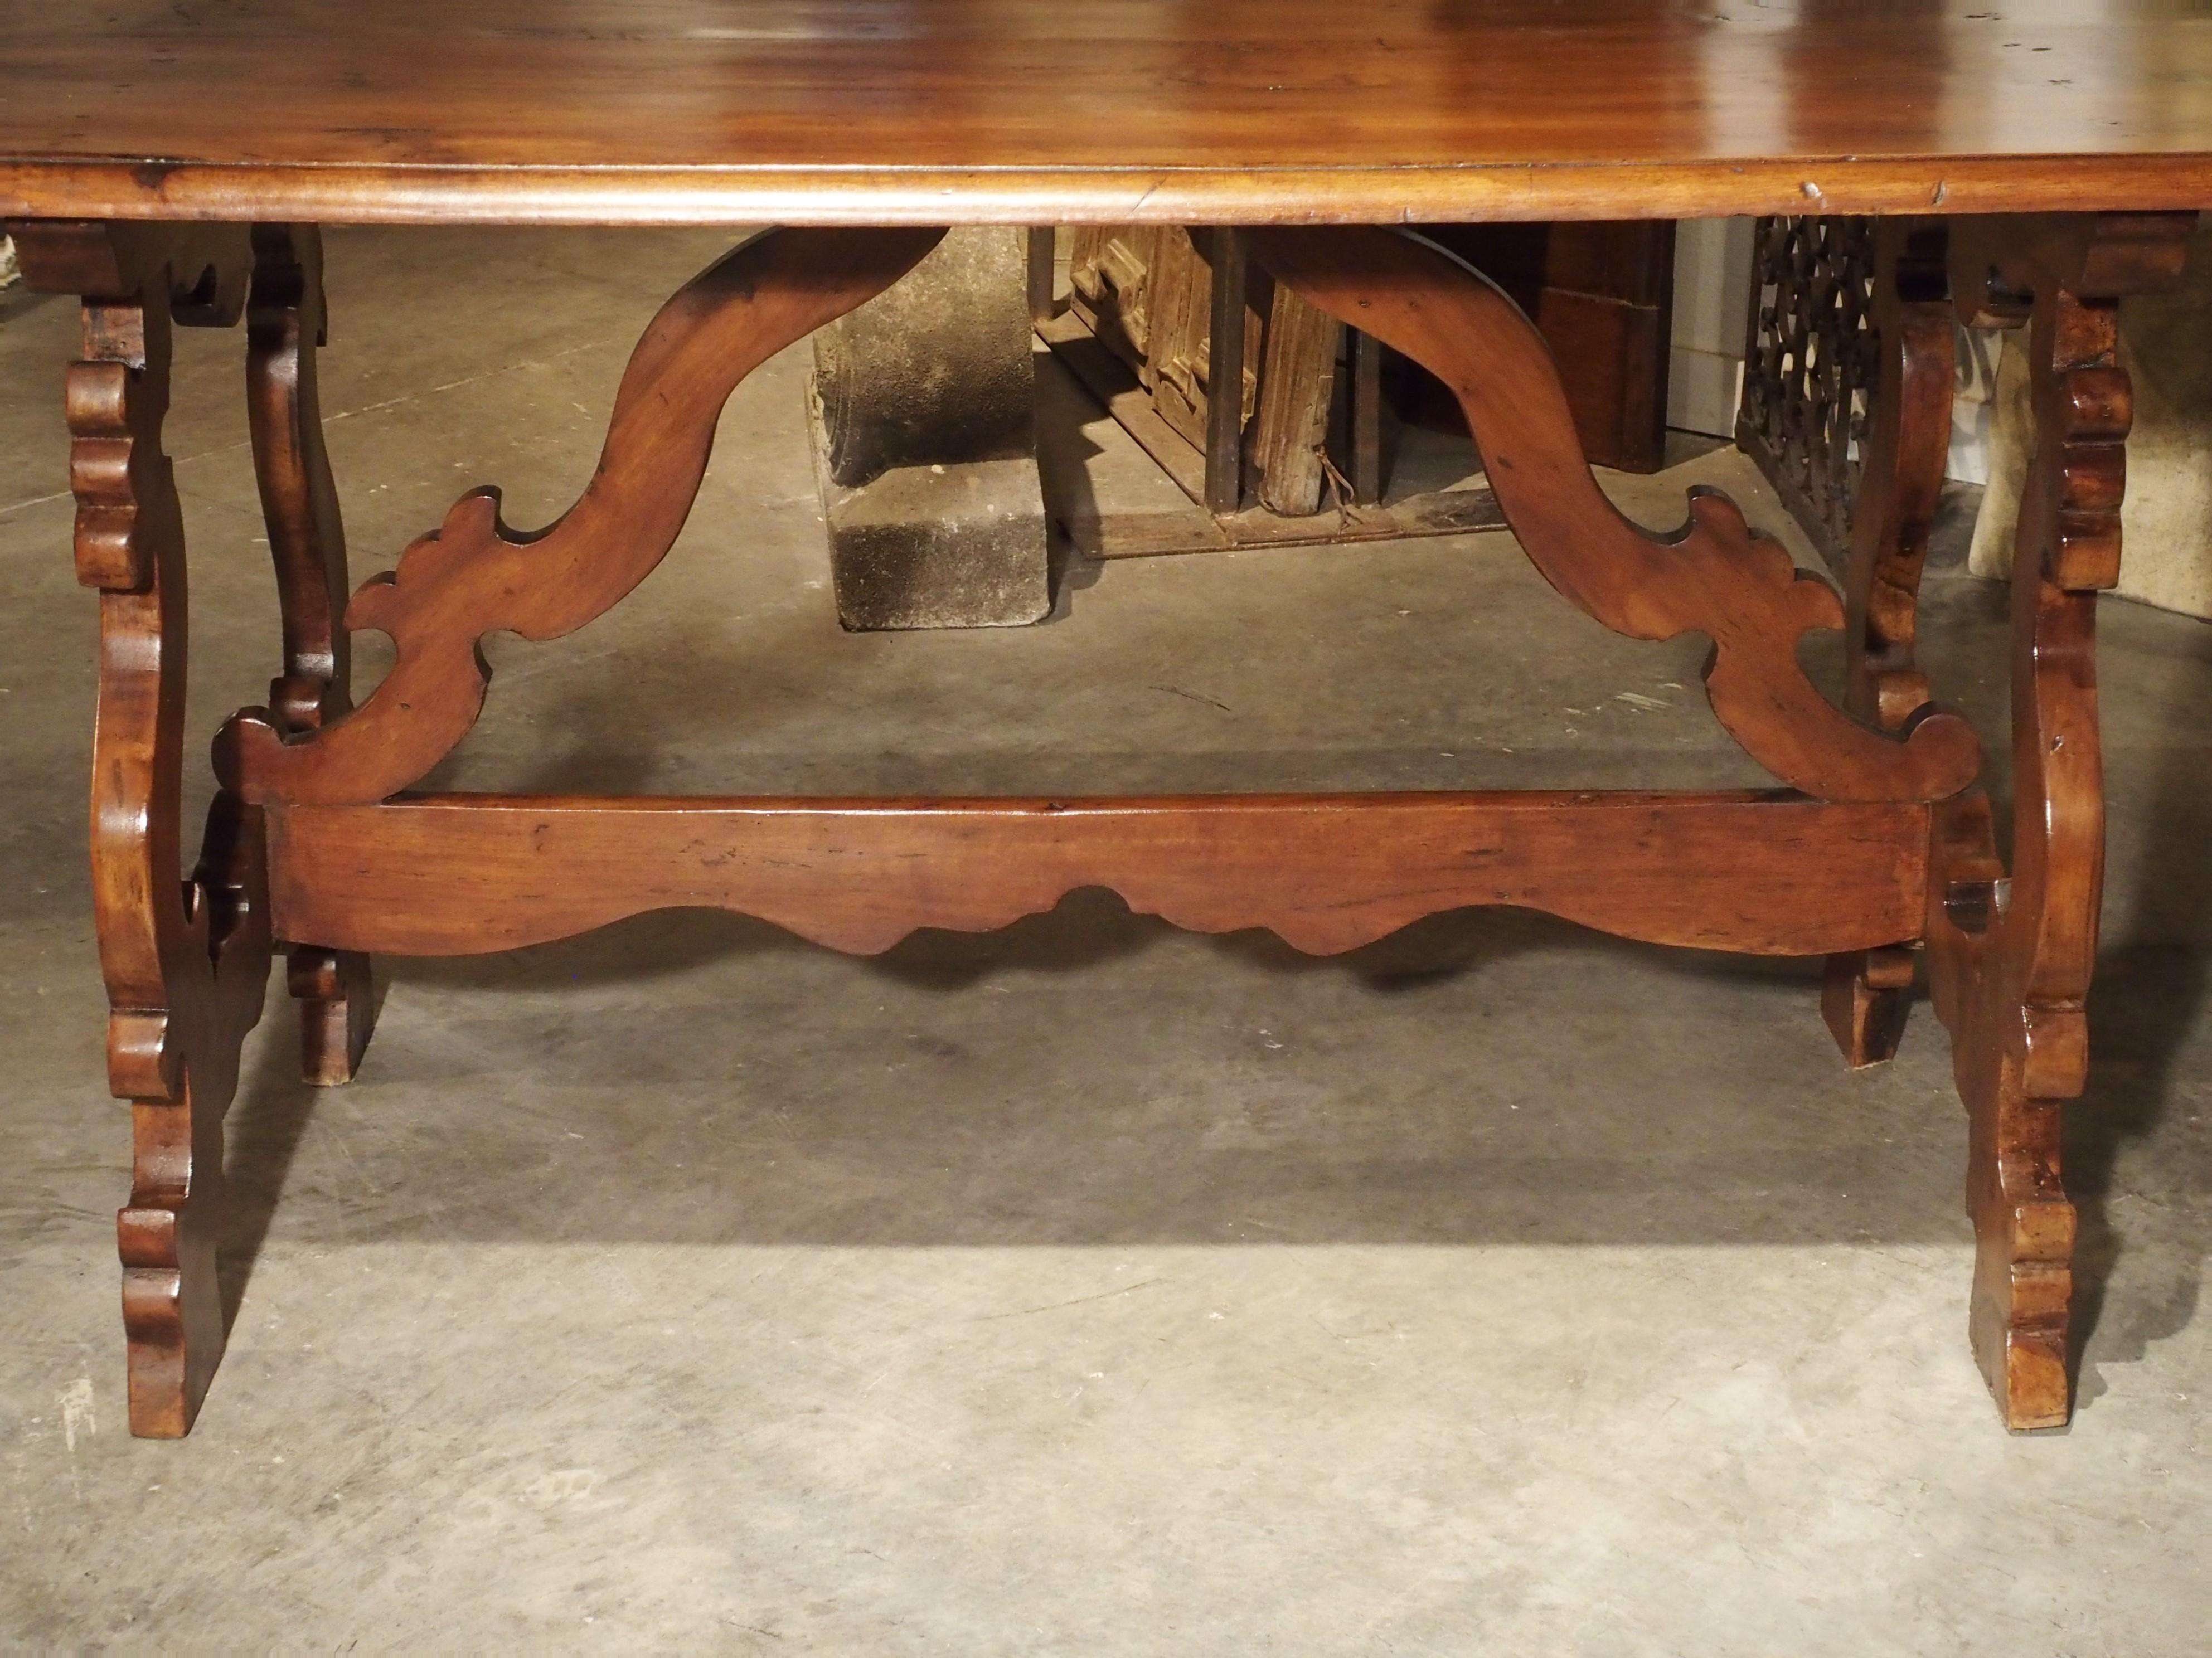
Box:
1 230 2208 1652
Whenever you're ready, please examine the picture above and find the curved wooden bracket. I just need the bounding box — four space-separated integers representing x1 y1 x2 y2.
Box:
221 226 947 807
1245 227 1981 806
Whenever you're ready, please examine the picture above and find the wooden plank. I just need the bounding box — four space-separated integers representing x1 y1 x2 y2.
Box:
269 792 1930 961
6 5 2212 224
1205 230 1249 514
1251 280 1341 516
1064 493 1507 560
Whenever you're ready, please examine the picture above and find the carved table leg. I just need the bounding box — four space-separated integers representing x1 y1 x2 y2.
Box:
9 221 273 1436
247 223 375 1084
1929 213 2196 1428
1823 221 1957 1066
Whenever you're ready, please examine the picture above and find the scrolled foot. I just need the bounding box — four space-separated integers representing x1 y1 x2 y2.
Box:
289 946 375 1086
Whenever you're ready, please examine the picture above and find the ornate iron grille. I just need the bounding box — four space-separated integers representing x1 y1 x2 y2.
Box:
1735 216 1878 570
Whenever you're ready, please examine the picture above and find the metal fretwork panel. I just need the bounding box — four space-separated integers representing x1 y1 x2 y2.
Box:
1735 215 1878 570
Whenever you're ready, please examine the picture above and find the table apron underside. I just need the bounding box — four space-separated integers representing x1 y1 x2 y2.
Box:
265 791 1931 961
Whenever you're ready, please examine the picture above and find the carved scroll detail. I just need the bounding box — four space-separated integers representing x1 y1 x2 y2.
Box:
222 227 946 808
1245 227 1980 806
1928 211 2196 1430
13 221 274 1437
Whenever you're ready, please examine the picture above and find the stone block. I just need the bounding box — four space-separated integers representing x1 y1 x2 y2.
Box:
809 227 1050 629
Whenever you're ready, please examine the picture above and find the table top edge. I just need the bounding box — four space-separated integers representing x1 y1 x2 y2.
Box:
9 155 2212 229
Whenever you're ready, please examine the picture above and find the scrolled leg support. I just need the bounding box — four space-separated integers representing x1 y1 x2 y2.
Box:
1929 212 2195 1428
9 220 274 1436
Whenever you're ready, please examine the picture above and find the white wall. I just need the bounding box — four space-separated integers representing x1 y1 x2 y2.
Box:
1669 218 1755 439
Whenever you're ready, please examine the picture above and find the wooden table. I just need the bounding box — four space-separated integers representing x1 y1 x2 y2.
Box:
6 2 2209 1439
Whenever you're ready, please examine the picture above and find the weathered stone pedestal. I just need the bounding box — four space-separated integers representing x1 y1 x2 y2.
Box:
808 227 1051 630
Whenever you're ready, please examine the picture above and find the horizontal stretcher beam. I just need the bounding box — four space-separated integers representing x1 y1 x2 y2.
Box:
266 791 1932 960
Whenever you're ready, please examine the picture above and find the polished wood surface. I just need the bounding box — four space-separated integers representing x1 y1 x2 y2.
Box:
244 224 377 1087
1920 214 2193 1431
12 222 274 1437
8 3 2212 225
266 792 1930 961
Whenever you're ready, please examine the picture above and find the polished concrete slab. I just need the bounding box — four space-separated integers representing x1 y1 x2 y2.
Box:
1 230 2207 1652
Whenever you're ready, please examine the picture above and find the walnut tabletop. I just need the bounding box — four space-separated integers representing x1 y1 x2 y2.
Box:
7 1 2212 225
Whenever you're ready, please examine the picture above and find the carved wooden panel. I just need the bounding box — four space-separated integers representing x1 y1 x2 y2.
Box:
1737 215 1879 568
1067 224 1339 514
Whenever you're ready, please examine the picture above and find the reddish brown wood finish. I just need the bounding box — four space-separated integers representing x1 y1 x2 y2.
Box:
266 792 1930 962
1246 227 1980 806
1926 212 2195 1430
220 227 944 809
245 222 373 1085
8 5 2212 226
9 158 2197 1438
1823 220 1960 1068
12 222 275 1438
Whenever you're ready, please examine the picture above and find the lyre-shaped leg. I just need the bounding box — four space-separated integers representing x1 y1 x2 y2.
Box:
1823 221 1957 1066
11 221 274 1436
247 223 375 1084
1930 212 2196 1428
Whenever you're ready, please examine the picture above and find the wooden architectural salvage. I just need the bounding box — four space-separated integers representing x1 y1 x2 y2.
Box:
1068 226 1265 497
1922 212 2195 1429
1738 216 1879 568
1057 225 1423 533
1244 227 1981 807
10 222 274 1437
1070 222 1351 513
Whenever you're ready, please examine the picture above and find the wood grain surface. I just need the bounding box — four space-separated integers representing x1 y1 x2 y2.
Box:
7 3 2212 224
266 792 1930 961
12 222 276 1437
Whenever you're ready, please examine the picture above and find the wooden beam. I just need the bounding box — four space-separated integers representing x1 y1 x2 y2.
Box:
268 791 1929 960
1204 228 1248 516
